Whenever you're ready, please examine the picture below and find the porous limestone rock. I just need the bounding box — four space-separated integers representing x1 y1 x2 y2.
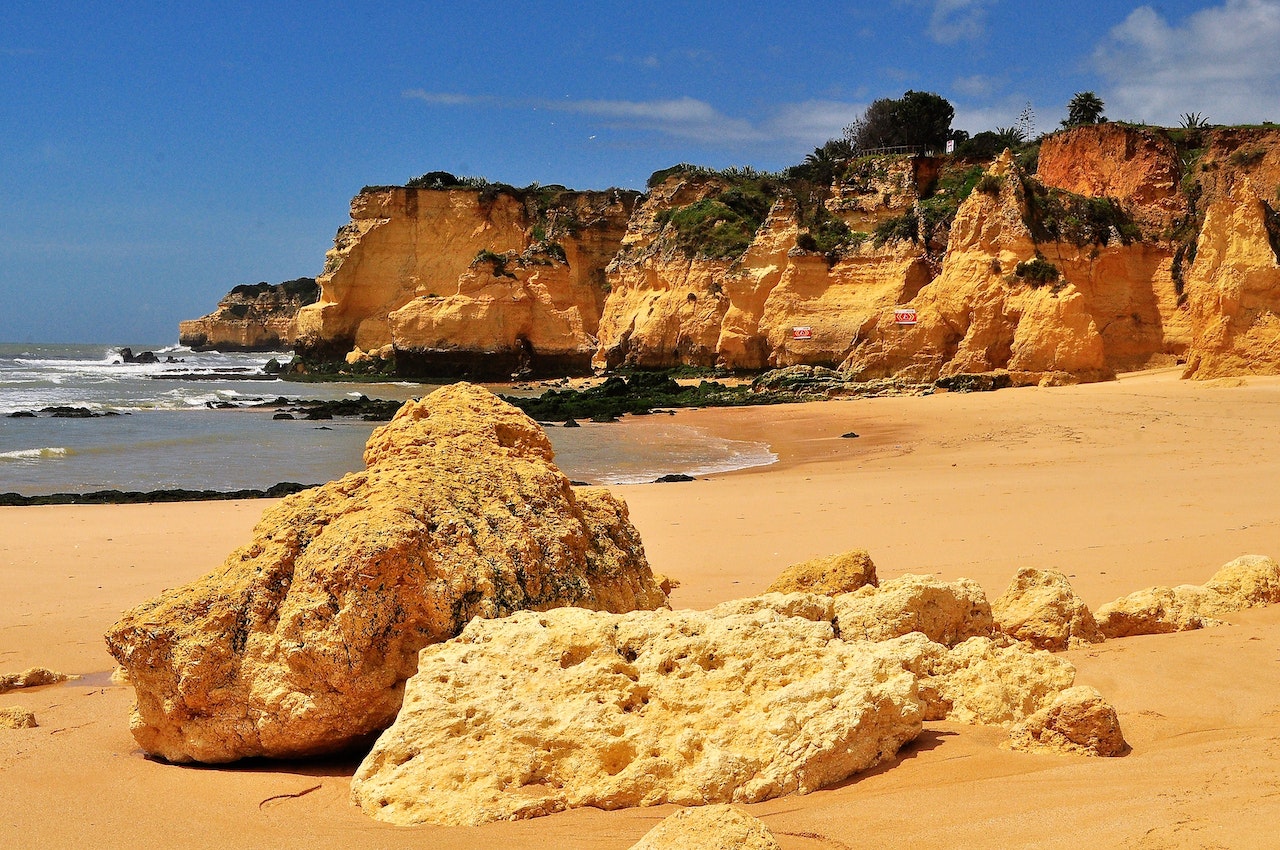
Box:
992 567 1104 650
833 574 993 646
628 805 781 850
351 599 923 826
885 632 1077 726
1095 555 1280 638
0 707 37 729
766 549 878 595
1007 686 1126 757
178 277 318 351
1181 180 1280 380
0 667 75 693
105 383 667 764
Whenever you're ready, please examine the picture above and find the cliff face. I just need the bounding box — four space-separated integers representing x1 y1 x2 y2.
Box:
183 125 1280 383
178 278 318 352
292 186 640 377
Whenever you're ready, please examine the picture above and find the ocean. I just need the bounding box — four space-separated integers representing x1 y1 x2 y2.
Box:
0 343 776 495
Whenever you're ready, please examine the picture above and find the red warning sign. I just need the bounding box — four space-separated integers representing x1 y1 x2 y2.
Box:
894 308 918 325
792 326 813 340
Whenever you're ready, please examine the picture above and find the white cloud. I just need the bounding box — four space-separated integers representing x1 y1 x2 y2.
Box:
402 90 876 151
542 96 762 143
927 0 992 44
1093 0 1280 125
952 74 999 98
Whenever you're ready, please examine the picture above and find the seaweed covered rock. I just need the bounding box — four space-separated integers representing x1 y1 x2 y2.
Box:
1007 685 1126 757
1095 555 1280 638
351 599 923 826
992 567 1104 650
628 805 781 850
767 549 879 595
105 383 667 763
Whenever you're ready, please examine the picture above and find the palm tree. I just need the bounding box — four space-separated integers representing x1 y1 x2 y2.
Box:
1063 92 1106 127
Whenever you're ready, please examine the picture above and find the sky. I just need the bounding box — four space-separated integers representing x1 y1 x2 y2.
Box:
2 0 1278 344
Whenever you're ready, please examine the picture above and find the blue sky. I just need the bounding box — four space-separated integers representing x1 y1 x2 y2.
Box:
2 0 1278 344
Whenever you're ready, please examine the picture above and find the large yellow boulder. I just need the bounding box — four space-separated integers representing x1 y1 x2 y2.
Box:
105 383 667 763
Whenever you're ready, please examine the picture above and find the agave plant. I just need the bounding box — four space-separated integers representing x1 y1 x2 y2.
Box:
1180 112 1209 129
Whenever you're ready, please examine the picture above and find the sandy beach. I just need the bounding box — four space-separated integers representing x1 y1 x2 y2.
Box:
4 368 1280 848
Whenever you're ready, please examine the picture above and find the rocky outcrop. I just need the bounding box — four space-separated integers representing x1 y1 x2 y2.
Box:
104 383 667 763
0 668 75 693
1095 555 1280 638
992 567 1104 650
352 599 924 826
892 632 1078 726
1181 179 1280 379
178 278 318 351
0 707 37 729
292 185 640 377
1007 686 1126 757
628 805 781 850
833 574 993 646
766 549 879 595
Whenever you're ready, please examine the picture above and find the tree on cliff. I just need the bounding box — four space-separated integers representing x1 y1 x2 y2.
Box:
1062 91 1106 127
844 90 954 153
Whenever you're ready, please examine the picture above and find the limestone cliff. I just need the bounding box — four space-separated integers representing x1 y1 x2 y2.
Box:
178 278 318 352
182 125 1280 383
293 184 640 378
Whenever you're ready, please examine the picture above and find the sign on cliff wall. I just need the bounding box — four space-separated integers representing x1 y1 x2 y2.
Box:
894 308 918 326
792 326 812 340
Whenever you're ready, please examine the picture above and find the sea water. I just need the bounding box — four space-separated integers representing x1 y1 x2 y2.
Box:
0 344 775 495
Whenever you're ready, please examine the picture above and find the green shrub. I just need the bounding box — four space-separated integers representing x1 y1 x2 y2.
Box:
976 173 1004 195
1023 179 1141 247
872 211 919 246
474 249 513 278
1014 256 1060 286
1230 147 1266 168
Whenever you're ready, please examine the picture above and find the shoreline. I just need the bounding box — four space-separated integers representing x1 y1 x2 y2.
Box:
5 369 1280 847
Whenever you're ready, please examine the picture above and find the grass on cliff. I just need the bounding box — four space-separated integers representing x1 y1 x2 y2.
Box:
653 172 781 260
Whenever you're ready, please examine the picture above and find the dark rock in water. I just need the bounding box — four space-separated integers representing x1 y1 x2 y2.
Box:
207 401 237 410
41 406 101 418
306 411 334 420
263 358 284 375
272 413 295 420
569 480 591 487
935 372 1013 394
118 347 159 365
590 413 619 423
654 474 696 483
0 482 309 507
562 418 581 428
314 426 333 430
8 411 36 418
841 431 860 439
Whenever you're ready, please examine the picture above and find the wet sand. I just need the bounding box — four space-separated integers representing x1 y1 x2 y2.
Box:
3 368 1279 848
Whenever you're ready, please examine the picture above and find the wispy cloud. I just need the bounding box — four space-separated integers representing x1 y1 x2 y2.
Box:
402 90 866 149
913 0 993 44
1093 0 1280 125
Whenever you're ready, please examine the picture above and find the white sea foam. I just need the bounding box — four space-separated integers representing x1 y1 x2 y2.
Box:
0 447 72 462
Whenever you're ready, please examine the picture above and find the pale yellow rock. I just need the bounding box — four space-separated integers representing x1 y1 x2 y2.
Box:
105 384 667 764
992 567 1104 651
0 707 37 729
1096 555 1280 638
628 805 781 850
0 667 75 693
351 602 923 826
294 186 638 368
1007 685 1126 757
833 574 993 647
1183 180 1280 380
766 549 878 595
882 632 1077 725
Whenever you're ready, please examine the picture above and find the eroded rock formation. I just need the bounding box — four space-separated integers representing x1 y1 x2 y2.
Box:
1007 686 1127 757
1095 554 1280 638
104 383 667 763
352 599 925 826
766 548 879 595
0 707 37 729
179 278 318 352
628 805 781 850
832 574 994 646
0 668 75 693
992 567 1104 650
